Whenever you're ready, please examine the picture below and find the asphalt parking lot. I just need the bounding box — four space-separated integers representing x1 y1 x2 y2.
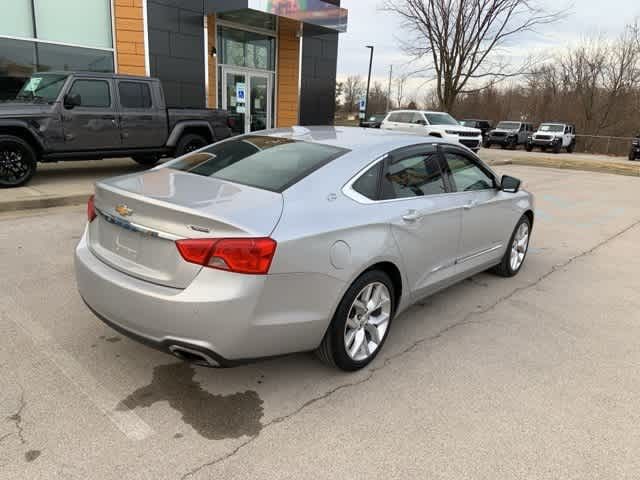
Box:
2 165 640 479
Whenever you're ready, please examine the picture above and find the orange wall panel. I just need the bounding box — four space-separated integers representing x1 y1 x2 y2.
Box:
277 18 300 128
113 2 146 76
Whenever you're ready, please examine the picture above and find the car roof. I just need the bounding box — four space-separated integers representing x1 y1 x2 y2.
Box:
256 126 450 153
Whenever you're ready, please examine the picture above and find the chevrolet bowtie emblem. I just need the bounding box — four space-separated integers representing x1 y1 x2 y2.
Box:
115 204 133 217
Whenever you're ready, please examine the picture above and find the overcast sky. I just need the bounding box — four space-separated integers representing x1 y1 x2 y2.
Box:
336 0 640 96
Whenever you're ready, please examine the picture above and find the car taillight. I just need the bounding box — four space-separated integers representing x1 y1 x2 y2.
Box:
176 238 277 275
87 195 96 222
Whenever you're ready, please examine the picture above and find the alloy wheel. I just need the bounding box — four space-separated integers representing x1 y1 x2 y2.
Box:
343 282 391 362
510 222 530 271
0 146 31 186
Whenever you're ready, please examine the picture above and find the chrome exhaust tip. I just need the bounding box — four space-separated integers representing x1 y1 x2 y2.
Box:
168 345 220 368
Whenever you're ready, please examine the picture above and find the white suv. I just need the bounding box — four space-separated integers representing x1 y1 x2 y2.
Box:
380 110 483 152
526 123 576 153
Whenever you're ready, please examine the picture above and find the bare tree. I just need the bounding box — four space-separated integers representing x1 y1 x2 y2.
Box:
343 75 365 114
385 0 567 111
394 74 410 108
368 81 391 114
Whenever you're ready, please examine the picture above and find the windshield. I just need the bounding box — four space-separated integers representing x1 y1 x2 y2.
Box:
168 135 349 192
496 122 520 130
17 74 69 102
539 124 565 133
425 113 459 126
460 121 475 127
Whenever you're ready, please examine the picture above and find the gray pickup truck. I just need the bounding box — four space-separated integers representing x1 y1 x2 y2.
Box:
0 72 232 187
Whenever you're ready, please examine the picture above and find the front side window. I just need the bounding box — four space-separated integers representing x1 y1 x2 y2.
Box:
444 152 495 192
387 113 401 122
411 112 425 124
118 82 152 109
381 153 446 200
68 79 111 108
168 135 349 192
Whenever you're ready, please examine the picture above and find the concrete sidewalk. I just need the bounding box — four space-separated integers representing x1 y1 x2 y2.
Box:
0 159 159 212
1 150 638 213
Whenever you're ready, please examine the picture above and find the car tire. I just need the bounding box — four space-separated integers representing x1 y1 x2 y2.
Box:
566 142 575 153
492 215 532 278
483 141 492 149
629 151 636 161
132 155 160 166
525 144 533 152
316 270 395 371
0 135 38 188
174 133 208 158
552 142 561 154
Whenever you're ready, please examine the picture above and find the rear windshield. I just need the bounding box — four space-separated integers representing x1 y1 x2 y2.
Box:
167 135 349 192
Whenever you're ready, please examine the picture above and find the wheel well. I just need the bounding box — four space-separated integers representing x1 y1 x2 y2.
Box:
364 261 403 312
181 126 213 144
524 210 534 228
0 126 42 155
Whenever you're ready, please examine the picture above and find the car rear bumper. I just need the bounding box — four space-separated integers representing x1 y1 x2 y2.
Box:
75 228 343 364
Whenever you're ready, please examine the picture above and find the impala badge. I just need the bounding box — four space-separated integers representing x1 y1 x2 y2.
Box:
115 204 133 217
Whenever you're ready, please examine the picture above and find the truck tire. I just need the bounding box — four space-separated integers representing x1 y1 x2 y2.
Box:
566 142 575 153
0 135 38 188
132 155 160 166
552 142 561 154
630 150 637 161
174 133 208 158
525 143 533 152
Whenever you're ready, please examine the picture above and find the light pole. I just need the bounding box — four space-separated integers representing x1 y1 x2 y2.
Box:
364 45 374 119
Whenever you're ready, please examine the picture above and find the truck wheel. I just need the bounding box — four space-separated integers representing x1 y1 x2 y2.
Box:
552 142 561 154
525 144 533 152
174 134 208 158
0 135 38 188
566 142 575 153
132 155 160 166
630 151 636 161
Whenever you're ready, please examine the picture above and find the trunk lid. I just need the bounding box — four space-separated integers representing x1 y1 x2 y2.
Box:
89 168 283 289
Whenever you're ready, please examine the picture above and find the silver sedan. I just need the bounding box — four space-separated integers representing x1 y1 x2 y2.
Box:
75 127 534 371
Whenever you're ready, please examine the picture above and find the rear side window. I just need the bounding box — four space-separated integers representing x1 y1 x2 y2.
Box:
381 153 446 199
118 81 152 109
68 79 110 108
168 135 349 192
352 162 381 200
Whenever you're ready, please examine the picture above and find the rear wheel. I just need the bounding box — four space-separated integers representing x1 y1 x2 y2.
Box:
525 143 533 152
0 135 38 188
566 141 575 153
316 270 395 371
174 133 208 158
492 215 531 278
132 155 160 166
629 150 636 161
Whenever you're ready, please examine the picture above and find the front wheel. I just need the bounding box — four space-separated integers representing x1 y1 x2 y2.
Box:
525 144 533 152
492 215 531 277
174 133 208 158
0 135 38 188
629 150 637 161
316 270 395 371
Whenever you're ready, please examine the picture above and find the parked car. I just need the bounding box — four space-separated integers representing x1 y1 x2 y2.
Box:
360 113 386 128
460 119 492 138
629 135 640 161
0 72 232 188
485 121 535 149
380 110 482 152
75 127 534 371
526 123 576 153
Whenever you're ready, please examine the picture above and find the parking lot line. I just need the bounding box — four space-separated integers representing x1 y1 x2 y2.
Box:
1 294 155 441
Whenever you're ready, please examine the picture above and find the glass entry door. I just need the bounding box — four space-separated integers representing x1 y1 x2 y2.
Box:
222 68 272 134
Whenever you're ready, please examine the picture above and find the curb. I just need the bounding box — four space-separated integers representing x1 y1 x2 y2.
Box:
0 193 89 213
487 158 640 177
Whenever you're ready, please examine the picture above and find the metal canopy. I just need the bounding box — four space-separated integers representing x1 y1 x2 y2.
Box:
206 0 348 32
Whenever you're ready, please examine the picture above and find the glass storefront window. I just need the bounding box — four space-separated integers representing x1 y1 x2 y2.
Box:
0 0 34 38
0 38 36 100
36 43 114 73
217 26 275 71
34 0 113 49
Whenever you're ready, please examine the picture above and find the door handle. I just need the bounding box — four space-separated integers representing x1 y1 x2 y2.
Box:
402 210 421 223
463 200 478 210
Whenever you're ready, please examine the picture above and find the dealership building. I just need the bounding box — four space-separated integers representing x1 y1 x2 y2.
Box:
0 0 348 133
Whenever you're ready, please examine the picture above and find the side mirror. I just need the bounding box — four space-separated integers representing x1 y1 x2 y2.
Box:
64 93 81 109
501 175 521 193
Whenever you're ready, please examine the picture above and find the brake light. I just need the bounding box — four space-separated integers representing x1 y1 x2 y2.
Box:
87 195 96 222
176 238 277 275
